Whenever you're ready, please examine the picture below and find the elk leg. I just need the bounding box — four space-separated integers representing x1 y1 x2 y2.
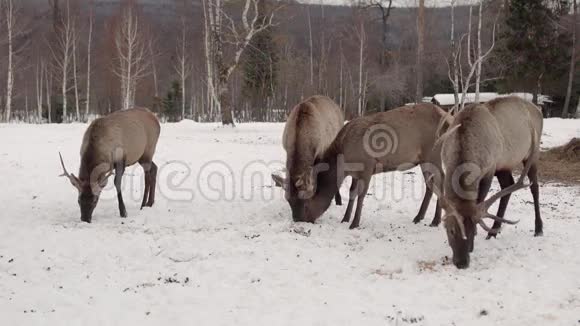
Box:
342 178 359 223
140 161 151 209
528 163 543 237
413 185 433 224
430 199 442 227
146 162 158 207
415 162 441 225
478 174 493 203
474 174 493 249
486 171 515 239
114 161 127 218
335 192 343 206
349 178 370 230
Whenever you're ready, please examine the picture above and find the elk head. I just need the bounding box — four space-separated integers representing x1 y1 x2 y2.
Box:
272 162 332 222
430 119 537 269
429 156 531 269
59 153 110 223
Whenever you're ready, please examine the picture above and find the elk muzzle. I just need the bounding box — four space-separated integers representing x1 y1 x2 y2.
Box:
78 192 99 223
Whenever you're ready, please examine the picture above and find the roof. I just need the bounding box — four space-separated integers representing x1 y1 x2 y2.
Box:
430 92 553 106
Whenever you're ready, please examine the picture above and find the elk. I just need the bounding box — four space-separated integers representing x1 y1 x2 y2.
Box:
271 95 345 222
431 96 543 269
302 103 450 229
59 108 161 223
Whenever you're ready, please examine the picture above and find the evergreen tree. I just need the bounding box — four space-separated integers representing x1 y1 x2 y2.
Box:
499 0 572 105
163 81 182 122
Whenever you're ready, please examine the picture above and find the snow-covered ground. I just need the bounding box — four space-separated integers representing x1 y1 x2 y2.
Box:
0 119 579 326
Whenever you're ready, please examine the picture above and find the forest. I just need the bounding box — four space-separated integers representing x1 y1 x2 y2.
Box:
0 0 577 123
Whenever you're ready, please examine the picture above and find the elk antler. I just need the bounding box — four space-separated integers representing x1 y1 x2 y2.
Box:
476 128 538 230
59 152 81 190
59 152 72 178
434 124 461 149
427 175 467 240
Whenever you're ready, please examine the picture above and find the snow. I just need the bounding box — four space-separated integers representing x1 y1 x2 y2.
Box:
0 119 579 325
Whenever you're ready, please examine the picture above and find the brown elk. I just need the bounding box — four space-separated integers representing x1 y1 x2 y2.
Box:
271 95 345 222
431 96 543 269
59 108 161 223
302 103 450 229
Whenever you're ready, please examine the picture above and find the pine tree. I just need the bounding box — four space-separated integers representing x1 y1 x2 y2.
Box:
500 0 572 107
163 81 182 122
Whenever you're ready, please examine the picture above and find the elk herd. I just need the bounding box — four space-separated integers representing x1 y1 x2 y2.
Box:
58 95 544 270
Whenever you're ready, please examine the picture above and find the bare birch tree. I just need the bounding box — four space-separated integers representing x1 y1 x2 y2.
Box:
85 1 93 120
446 0 460 107
72 25 80 120
446 1 498 110
415 0 425 103
355 19 366 116
202 0 216 120
2 0 22 122
114 1 149 110
203 0 279 125
175 12 192 120
148 38 160 101
307 6 314 87
35 59 44 123
49 0 75 122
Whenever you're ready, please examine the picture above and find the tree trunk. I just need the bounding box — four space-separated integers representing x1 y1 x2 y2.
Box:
357 21 365 116
307 7 314 87
415 0 425 103
563 0 577 118
46 66 52 123
474 1 483 104
149 40 159 99
85 5 93 121
73 28 80 121
36 60 44 123
450 0 460 107
219 76 234 125
4 0 14 122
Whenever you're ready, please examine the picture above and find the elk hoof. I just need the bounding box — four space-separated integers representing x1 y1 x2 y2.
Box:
349 223 359 230
486 233 498 240
341 217 350 223
429 220 440 227
534 230 544 237
412 215 423 224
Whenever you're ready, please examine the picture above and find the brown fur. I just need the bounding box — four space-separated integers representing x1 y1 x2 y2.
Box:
278 95 344 221
283 95 344 183
440 96 543 268
61 107 161 223
79 107 160 180
306 103 450 228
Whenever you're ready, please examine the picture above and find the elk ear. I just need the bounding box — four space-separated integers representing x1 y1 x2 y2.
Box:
271 174 287 189
296 168 316 199
98 176 109 189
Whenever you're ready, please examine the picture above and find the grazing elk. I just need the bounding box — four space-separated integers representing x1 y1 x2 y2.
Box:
432 96 543 269
302 103 450 229
59 108 161 223
271 95 345 222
